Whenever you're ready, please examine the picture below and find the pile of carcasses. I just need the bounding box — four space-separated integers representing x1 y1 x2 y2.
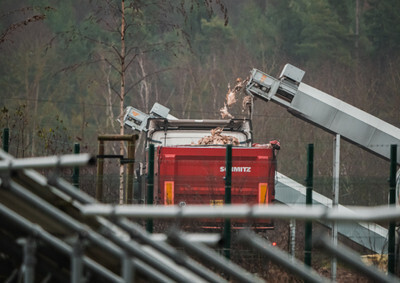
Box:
197 127 239 145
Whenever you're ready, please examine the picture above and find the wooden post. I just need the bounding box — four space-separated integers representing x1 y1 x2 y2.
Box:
96 134 138 203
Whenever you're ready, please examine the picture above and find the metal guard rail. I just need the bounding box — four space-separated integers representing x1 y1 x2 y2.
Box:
81 203 400 222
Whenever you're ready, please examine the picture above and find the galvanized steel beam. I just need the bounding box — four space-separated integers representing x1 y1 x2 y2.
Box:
81 203 400 222
117 219 227 283
47 175 227 283
21 236 36 283
0 203 123 283
314 234 400 283
2 180 199 282
0 153 95 171
238 230 330 283
4 179 123 257
275 172 388 253
104 229 199 282
167 229 265 283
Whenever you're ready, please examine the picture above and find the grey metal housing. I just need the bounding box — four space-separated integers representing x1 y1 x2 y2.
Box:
246 64 400 164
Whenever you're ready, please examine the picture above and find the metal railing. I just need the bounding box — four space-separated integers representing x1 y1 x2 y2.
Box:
1 149 399 283
81 203 400 222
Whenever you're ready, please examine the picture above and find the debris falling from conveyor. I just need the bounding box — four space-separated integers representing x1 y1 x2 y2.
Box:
220 103 234 119
242 95 252 111
199 77 251 145
219 78 249 118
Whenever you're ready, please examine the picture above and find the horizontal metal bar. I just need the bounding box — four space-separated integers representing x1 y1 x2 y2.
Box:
96 155 123 159
150 233 222 246
238 230 329 283
81 203 400 222
98 134 138 141
120 159 135 164
0 153 95 171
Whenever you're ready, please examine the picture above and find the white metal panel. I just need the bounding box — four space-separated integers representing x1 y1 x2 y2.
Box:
292 83 400 162
150 130 249 146
290 89 340 129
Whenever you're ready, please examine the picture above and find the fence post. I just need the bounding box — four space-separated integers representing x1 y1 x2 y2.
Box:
388 144 397 274
96 140 104 201
22 236 36 283
72 143 80 189
224 144 232 260
71 237 84 282
304 144 313 267
146 144 155 233
126 136 136 204
332 134 340 280
2 128 9 152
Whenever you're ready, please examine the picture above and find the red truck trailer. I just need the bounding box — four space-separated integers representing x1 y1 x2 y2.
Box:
141 118 278 229
156 146 275 206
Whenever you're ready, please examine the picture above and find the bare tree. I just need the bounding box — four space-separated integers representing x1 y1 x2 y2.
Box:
68 0 228 203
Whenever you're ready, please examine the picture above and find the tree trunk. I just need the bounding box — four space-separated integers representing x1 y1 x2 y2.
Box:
32 82 39 156
138 56 150 111
119 0 126 204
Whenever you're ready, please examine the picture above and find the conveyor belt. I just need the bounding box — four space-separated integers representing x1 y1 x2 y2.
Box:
247 65 400 164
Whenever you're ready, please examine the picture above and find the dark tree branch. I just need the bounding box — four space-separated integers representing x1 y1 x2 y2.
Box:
1 14 46 44
104 57 122 76
125 67 176 96
124 54 138 72
0 6 54 19
55 58 104 74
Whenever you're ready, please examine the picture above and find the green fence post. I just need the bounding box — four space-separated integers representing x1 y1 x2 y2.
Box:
126 136 137 204
146 144 155 233
96 140 104 201
388 144 397 274
224 144 232 260
72 143 80 188
304 144 314 267
3 128 9 152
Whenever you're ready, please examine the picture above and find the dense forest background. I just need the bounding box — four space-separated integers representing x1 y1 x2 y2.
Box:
1 0 399 206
